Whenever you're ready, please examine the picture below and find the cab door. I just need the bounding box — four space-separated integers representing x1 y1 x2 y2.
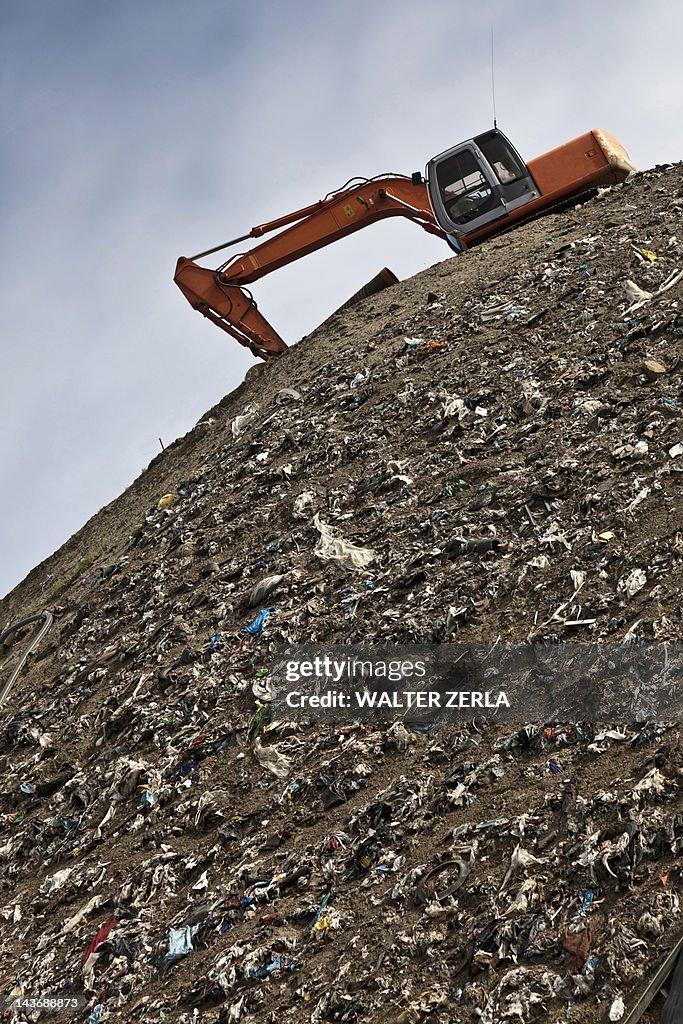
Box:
426 129 539 242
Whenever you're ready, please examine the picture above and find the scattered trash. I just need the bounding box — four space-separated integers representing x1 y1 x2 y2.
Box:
313 513 376 571
349 368 370 388
252 737 292 778
0 160 681 1024
164 922 201 967
231 402 259 437
642 357 667 380
445 537 503 557
625 279 653 304
275 387 303 405
618 568 648 600
245 574 286 608
245 607 275 636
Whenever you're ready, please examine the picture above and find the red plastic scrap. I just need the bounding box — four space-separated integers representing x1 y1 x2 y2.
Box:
562 925 592 970
83 917 119 965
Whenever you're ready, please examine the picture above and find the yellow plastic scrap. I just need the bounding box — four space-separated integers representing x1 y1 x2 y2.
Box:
157 492 176 510
634 247 661 263
598 531 615 544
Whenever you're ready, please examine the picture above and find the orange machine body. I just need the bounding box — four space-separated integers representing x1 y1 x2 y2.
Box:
462 130 633 249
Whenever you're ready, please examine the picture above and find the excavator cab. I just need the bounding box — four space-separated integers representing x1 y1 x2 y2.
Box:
426 128 540 250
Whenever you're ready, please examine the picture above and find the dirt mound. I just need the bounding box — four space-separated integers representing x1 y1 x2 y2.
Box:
1 164 682 1023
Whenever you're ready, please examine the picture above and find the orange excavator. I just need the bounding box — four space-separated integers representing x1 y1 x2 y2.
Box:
174 127 634 360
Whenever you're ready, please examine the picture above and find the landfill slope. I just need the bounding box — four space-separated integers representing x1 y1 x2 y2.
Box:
0 164 682 1024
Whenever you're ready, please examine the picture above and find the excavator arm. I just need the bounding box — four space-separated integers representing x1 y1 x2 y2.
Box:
174 176 445 360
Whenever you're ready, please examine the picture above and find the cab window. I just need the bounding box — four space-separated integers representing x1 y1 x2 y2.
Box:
436 149 494 224
476 132 525 185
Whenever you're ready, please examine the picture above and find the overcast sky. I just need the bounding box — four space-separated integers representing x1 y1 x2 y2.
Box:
1 0 682 600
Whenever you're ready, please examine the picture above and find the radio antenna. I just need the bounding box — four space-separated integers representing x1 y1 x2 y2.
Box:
490 26 497 128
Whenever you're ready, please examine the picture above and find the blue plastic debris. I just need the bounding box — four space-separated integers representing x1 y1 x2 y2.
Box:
164 923 201 967
578 889 594 917
245 607 275 636
249 955 296 979
137 790 156 810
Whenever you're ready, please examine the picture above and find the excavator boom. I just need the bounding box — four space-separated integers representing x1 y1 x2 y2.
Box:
174 176 443 359
175 128 634 360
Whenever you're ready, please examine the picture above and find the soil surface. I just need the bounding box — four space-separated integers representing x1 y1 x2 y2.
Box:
1 164 682 1024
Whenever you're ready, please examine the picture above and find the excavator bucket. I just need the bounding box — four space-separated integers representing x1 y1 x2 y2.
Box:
174 257 287 360
335 267 399 313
